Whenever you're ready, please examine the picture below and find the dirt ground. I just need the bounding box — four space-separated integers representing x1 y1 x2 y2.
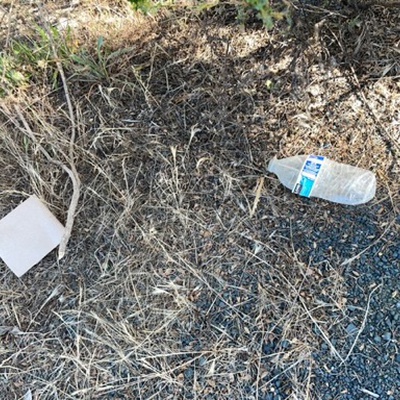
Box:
0 1 399 399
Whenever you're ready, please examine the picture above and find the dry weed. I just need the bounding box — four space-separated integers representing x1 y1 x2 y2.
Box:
0 1 398 399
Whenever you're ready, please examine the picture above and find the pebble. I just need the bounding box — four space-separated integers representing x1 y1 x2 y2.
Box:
184 368 194 379
263 342 274 354
382 332 391 341
346 323 358 335
199 356 207 367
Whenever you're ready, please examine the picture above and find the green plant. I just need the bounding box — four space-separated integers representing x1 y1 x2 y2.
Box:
69 36 109 81
243 0 290 29
0 54 29 96
0 25 77 96
13 26 73 69
69 36 136 83
127 0 290 29
128 0 165 14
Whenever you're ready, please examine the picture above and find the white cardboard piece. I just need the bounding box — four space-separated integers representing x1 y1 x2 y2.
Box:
0 196 65 277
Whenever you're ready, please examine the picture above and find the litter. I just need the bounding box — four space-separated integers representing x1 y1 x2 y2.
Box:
268 155 376 205
23 389 32 400
0 195 65 277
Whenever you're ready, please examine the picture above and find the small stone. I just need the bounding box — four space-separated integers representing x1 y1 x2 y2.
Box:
346 323 358 335
382 332 392 341
199 356 207 367
374 335 382 344
184 368 194 379
263 342 274 354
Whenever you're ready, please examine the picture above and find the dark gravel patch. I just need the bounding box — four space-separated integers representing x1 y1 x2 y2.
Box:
273 196 400 400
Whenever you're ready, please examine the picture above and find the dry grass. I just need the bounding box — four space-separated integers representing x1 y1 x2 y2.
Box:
0 1 399 399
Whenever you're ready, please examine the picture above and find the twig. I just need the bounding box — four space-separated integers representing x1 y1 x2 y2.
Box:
250 177 264 218
359 387 380 398
300 298 345 363
347 64 400 157
45 24 81 259
341 220 395 266
13 105 79 259
342 284 381 365
258 358 303 391
358 1 400 8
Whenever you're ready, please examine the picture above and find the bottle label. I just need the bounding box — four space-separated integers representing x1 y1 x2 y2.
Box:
292 155 325 197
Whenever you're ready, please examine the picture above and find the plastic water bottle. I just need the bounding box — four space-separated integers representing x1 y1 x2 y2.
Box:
267 155 376 205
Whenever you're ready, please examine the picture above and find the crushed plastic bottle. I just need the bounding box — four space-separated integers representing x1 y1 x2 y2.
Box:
267 155 376 205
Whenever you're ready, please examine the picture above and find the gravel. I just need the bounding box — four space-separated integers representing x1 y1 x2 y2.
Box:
247 185 398 399
189 187 399 399
283 197 399 400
